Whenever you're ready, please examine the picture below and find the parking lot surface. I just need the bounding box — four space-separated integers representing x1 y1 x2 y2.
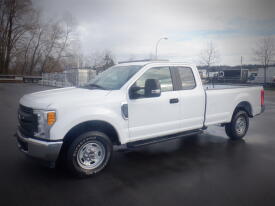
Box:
1 83 275 206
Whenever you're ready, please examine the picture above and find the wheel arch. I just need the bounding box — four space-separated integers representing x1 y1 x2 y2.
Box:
59 120 121 160
233 101 253 118
64 120 120 144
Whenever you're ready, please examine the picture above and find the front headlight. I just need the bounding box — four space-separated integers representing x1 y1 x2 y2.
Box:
33 110 56 139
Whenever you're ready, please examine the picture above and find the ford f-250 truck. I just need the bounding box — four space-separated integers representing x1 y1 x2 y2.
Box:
16 61 265 176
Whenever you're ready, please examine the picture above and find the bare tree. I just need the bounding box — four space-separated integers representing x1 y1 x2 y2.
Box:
254 37 275 86
60 38 82 69
0 0 79 75
20 29 35 74
199 41 219 74
39 22 62 73
94 51 115 74
0 0 32 73
28 27 43 74
19 9 42 75
49 13 76 72
36 14 78 74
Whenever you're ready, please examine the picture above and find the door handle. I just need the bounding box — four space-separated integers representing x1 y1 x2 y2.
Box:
170 98 179 104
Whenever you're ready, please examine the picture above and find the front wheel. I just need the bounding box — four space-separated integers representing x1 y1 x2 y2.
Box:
66 131 112 177
225 110 249 140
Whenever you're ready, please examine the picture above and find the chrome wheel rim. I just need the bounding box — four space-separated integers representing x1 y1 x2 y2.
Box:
76 141 105 170
235 116 246 135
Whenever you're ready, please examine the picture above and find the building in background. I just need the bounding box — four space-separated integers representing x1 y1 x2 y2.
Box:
221 69 248 83
198 65 275 85
248 67 275 84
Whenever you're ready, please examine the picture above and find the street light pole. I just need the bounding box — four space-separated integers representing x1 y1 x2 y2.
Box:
155 37 168 60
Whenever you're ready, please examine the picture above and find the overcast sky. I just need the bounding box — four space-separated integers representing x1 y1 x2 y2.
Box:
34 0 275 65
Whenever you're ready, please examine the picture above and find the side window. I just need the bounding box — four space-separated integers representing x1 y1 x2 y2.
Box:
177 67 196 90
134 67 173 97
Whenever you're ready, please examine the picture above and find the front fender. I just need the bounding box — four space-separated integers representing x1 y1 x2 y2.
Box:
49 107 129 144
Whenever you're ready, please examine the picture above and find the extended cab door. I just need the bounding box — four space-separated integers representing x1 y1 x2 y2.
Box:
127 66 182 141
173 66 205 131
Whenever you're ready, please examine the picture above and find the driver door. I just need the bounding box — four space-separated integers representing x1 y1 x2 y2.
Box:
127 66 182 141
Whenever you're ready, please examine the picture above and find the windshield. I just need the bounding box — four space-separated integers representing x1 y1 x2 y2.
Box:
85 65 143 90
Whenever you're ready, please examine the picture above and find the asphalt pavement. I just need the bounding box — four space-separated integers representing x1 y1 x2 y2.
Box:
0 83 275 206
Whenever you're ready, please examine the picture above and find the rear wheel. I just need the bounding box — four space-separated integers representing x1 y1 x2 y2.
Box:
66 131 112 177
225 110 249 140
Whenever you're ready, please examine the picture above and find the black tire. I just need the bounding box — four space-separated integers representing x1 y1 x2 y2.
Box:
66 131 112 177
225 110 249 140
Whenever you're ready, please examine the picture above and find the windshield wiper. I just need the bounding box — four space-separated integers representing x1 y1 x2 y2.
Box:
84 84 107 90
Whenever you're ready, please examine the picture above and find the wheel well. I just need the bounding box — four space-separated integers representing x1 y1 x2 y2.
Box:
234 101 253 117
59 120 120 158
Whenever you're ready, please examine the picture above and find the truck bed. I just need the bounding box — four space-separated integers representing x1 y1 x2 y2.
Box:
203 84 262 126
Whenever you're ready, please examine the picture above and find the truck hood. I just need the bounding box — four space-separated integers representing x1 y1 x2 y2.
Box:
20 87 112 110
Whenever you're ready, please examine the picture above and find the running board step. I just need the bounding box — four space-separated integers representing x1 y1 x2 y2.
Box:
126 129 203 148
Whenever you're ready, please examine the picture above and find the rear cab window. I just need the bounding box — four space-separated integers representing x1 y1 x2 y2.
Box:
176 67 196 90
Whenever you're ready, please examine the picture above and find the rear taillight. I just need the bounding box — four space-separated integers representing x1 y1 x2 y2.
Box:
261 89 264 106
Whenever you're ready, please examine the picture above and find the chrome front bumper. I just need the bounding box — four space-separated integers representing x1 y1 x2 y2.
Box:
16 130 63 163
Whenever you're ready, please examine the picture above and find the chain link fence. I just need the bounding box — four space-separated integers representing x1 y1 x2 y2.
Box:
39 69 97 87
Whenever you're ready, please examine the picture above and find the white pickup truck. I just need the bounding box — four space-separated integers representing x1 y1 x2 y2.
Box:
16 61 265 176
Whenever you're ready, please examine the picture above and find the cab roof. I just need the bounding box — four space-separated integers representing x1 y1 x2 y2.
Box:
117 60 194 67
